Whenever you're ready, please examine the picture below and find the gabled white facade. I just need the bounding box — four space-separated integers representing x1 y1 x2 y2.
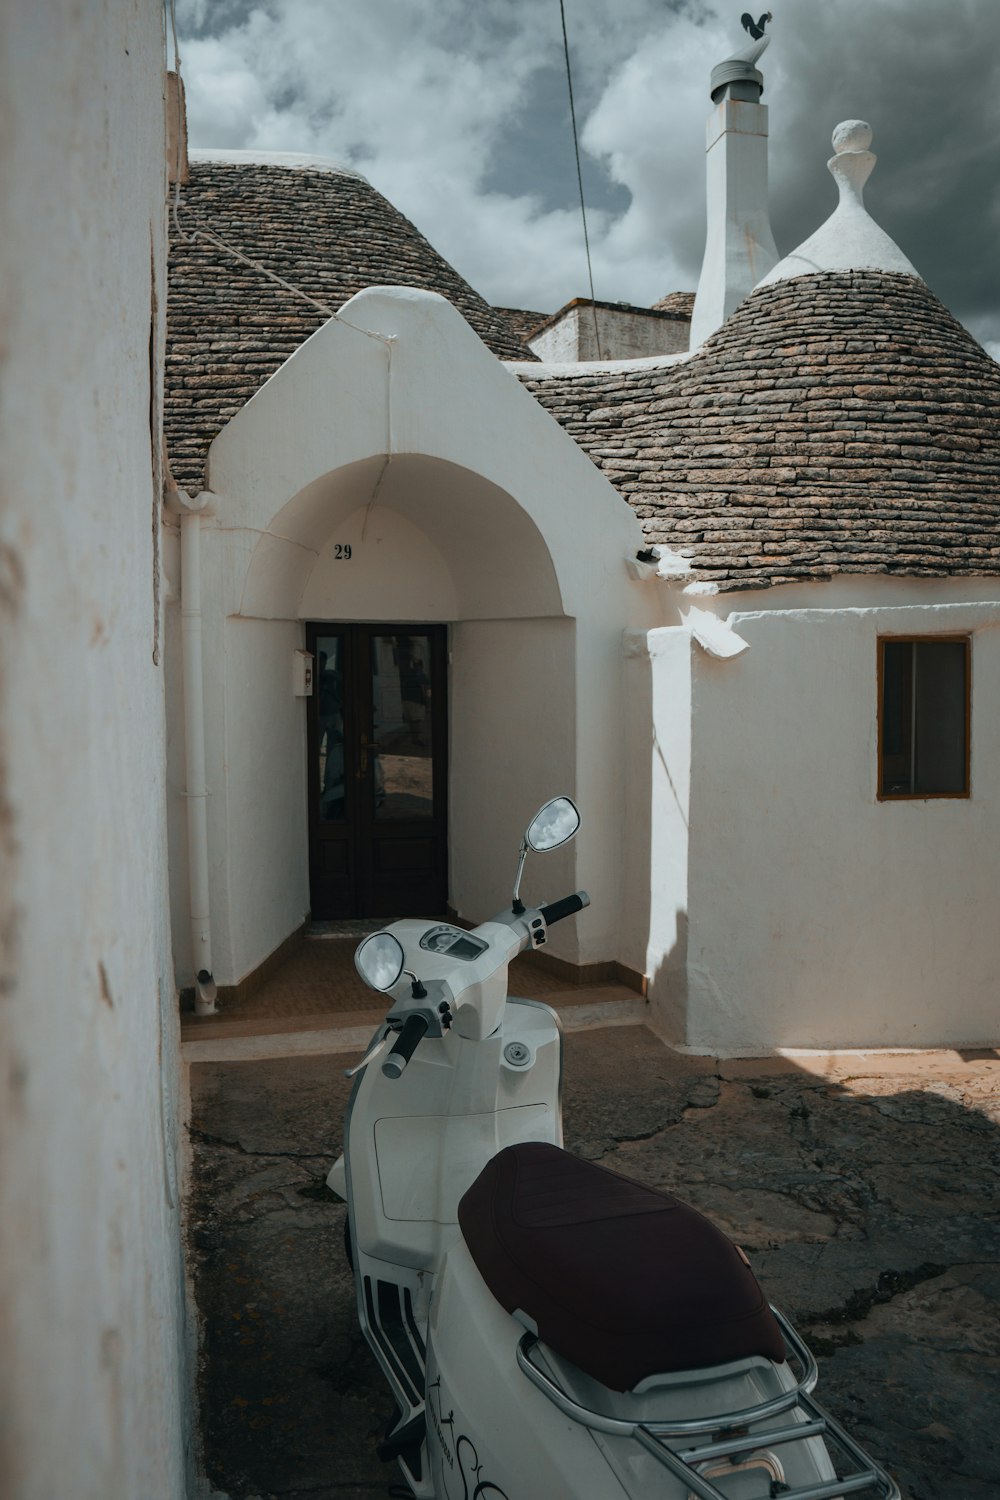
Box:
165 287 660 997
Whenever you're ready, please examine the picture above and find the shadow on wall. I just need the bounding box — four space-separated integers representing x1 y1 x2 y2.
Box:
185 1036 1000 1500
621 631 656 1004
645 909 689 1043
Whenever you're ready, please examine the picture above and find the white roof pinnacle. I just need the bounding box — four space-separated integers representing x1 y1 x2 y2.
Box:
758 121 920 287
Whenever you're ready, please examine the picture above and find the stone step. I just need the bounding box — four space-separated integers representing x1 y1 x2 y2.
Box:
181 985 648 1063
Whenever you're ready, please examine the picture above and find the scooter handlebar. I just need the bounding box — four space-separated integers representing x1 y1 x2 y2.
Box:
538 890 590 927
381 1013 430 1079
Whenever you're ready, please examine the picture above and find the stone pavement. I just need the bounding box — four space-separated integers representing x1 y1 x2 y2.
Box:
186 1026 1000 1500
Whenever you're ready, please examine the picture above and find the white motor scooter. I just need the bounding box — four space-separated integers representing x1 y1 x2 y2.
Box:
328 798 899 1500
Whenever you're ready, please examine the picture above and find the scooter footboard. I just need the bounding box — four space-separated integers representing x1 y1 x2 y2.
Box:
350 1249 436 1499
350 1249 428 1412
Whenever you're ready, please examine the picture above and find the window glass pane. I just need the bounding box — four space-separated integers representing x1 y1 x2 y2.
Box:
881 640 913 795
914 641 967 794
372 633 433 820
880 637 968 798
316 637 345 821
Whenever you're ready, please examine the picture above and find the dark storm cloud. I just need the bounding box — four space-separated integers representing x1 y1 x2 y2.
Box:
769 0 1000 345
175 0 1000 352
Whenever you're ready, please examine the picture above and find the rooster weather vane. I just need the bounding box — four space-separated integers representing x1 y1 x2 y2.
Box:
741 11 773 41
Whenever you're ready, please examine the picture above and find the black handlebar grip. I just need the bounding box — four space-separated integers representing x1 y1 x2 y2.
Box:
382 1013 430 1079
539 890 591 927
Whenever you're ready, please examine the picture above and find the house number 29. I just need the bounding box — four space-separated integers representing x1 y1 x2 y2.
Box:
333 544 353 560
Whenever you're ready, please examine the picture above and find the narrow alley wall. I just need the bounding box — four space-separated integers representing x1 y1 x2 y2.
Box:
0 4 192 1496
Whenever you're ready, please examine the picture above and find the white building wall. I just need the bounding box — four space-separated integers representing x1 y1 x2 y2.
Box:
449 617 578 950
0 4 191 1498
624 628 693 1027
302 506 460 621
530 304 690 362
224 617 311 982
670 593 1000 1052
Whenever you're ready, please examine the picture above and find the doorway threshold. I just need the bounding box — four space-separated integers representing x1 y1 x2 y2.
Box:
307 919 390 940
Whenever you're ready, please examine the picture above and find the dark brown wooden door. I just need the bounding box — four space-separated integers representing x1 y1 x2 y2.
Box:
306 624 448 919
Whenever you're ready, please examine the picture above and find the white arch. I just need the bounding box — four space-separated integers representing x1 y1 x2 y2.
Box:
237 452 565 623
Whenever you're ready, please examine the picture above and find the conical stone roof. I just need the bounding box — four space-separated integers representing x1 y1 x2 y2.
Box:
522 270 1000 591
165 154 532 489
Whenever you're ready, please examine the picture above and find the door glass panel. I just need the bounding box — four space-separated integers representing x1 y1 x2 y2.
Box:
372 633 433 820
316 636 345 822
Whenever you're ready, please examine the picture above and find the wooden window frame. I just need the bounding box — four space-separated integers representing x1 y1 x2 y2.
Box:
876 633 971 801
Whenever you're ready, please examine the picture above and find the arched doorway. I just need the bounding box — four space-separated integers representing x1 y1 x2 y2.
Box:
230 450 572 945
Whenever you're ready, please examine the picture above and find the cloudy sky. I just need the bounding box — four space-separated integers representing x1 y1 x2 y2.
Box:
175 0 1000 355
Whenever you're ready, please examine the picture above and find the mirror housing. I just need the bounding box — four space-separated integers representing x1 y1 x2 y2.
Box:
355 932 405 992
513 796 581 912
525 796 580 852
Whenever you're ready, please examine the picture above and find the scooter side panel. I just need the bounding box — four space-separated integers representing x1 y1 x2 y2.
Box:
326 1154 347 1198
426 1239 630 1500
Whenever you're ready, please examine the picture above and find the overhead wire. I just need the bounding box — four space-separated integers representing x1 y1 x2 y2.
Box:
558 0 603 360
162 1 396 538
174 210 338 316
162 0 388 338
161 0 396 398
166 0 603 364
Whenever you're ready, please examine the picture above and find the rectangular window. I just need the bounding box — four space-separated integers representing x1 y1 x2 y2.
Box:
878 636 970 799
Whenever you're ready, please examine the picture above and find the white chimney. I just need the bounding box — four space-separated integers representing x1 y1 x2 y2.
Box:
689 22 779 349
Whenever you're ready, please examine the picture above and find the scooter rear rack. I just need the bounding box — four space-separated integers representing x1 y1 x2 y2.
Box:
516 1308 900 1500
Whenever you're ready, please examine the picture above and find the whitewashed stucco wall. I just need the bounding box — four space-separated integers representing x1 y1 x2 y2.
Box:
224 617 312 978
645 583 1000 1052
0 5 191 1498
449 617 578 949
622 626 693 1022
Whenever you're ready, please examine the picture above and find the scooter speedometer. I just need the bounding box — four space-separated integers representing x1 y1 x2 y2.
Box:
419 924 489 962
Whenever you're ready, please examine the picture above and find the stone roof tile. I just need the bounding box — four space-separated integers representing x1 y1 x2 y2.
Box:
521 271 1000 590
652 292 696 316
166 159 533 488
494 305 549 342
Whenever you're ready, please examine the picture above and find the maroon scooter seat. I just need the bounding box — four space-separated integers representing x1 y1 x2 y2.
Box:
458 1141 785 1393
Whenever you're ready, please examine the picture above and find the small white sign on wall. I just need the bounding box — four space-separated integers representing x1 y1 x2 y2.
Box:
292 648 314 697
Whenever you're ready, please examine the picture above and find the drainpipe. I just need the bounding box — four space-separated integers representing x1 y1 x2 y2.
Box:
166 473 217 1014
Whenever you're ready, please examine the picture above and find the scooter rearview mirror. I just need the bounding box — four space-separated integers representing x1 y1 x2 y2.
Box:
525 796 580 853
513 796 581 912
355 932 405 992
